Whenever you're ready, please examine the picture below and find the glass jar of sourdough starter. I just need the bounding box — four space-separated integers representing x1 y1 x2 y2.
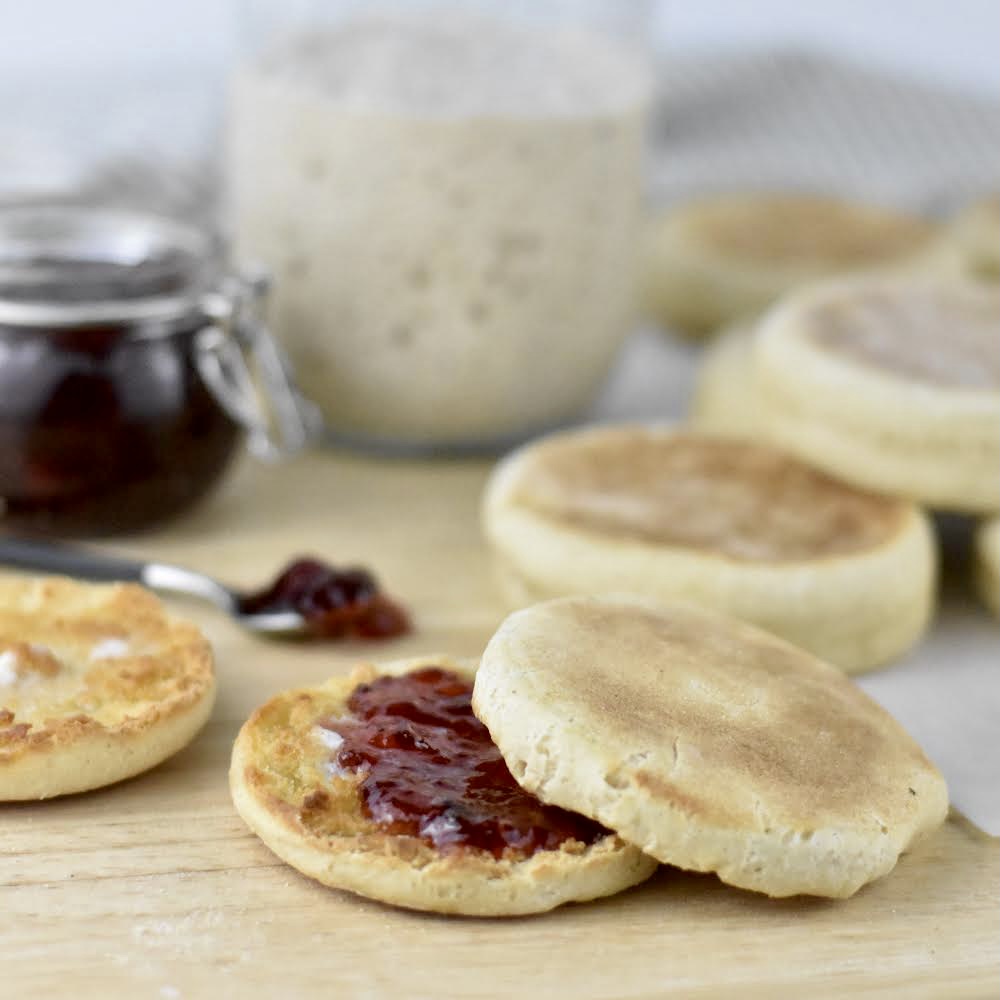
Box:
229 0 651 450
0 203 317 535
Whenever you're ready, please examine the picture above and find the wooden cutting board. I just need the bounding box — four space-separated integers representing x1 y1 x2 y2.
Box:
2 451 998 999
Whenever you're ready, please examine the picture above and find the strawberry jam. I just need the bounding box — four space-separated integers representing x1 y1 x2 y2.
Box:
237 558 410 639
321 667 608 858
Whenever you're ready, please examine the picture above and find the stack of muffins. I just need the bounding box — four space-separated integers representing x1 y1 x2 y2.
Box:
484 192 1000 676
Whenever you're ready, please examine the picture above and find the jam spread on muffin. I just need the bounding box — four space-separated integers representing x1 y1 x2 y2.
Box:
320 668 606 857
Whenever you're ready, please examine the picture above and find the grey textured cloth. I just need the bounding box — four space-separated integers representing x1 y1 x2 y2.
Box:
648 50 999 211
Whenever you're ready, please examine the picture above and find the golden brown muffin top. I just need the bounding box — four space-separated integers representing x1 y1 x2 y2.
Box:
505 428 907 562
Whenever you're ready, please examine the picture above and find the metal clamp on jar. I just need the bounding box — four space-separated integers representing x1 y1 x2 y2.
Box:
0 203 320 535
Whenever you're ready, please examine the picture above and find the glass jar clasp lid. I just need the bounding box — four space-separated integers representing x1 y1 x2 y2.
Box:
196 269 322 461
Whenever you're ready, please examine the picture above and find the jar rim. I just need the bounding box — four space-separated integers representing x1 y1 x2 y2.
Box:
0 202 219 328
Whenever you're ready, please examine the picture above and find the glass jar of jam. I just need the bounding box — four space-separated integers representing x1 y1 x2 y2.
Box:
0 203 319 536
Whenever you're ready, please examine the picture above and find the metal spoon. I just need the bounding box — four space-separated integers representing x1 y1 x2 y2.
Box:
0 537 307 636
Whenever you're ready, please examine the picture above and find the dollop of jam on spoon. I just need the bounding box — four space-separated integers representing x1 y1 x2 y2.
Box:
237 558 411 639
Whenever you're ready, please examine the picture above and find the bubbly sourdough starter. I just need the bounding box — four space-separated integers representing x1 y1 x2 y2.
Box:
228 14 647 445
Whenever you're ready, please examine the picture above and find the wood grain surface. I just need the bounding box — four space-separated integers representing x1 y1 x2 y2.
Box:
2 451 998 999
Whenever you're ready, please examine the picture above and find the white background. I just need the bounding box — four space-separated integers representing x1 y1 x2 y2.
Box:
2 0 997 196
0 0 998 95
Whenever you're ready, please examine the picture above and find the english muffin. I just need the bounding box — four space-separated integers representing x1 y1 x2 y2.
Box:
229 655 656 916
973 517 1000 615
640 193 939 337
0 576 215 800
482 426 934 673
689 321 761 437
755 276 1000 512
474 596 949 899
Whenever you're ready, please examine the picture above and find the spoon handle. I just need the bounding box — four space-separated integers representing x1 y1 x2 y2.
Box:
0 537 147 584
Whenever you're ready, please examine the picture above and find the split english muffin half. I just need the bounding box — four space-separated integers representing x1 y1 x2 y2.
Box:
229 655 657 917
0 576 215 800
473 596 949 899
482 425 935 673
